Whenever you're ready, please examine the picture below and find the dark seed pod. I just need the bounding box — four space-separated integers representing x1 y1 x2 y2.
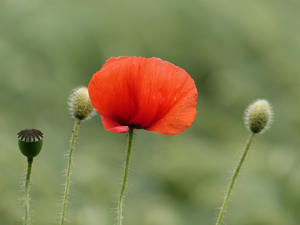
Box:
17 129 43 158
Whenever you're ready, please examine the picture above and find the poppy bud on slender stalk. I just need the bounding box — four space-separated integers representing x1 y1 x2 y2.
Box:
69 87 94 121
215 99 273 225
60 87 94 225
245 99 273 134
17 128 43 225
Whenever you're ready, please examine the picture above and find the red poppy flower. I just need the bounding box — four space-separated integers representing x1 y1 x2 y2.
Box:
88 57 197 135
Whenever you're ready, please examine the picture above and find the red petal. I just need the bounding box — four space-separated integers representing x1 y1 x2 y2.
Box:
146 87 197 135
101 116 129 133
88 57 197 134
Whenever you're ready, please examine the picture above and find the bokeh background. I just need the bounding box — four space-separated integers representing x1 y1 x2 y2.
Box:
1 0 300 225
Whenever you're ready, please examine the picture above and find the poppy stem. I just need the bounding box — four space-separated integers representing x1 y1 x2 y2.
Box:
117 127 134 225
24 157 33 225
215 133 255 225
60 118 81 225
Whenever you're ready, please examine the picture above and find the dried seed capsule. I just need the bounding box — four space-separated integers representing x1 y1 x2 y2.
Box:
17 129 43 158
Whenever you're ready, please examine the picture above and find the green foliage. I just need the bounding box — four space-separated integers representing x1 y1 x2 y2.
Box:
1 0 300 225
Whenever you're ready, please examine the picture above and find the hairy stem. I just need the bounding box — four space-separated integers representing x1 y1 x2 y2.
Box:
60 118 81 225
215 133 255 225
24 157 33 225
117 127 134 225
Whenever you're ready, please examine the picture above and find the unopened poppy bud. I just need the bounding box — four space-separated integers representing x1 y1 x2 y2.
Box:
17 129 43 158
69 87 94 120
245 99 272 134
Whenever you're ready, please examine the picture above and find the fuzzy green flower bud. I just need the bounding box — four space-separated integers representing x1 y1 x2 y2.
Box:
69 87 94 120
17 129 43 159
245 99 273 134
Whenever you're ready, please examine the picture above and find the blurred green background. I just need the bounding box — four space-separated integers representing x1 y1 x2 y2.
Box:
1 0 300 224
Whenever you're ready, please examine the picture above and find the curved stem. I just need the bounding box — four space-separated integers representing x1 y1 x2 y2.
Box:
24 157 33 225
215 133 255 225
60 118 81 225
117 127 134 225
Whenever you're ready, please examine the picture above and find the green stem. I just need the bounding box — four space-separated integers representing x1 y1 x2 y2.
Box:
117 127 134 225
60 118 81 225
215 133 255 225
24 157 33 225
